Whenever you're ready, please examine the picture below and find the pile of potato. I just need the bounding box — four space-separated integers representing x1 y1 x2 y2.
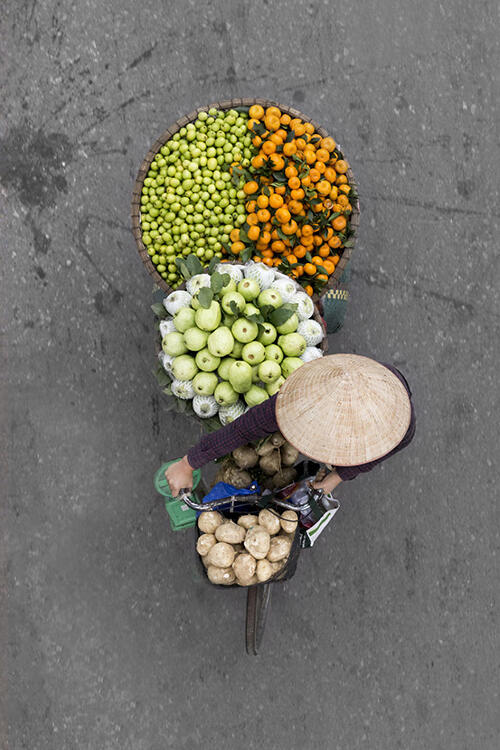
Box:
214 431 300 490
197 506 299 586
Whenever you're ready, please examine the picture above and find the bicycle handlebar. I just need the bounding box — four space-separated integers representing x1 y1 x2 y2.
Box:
178 489 314 513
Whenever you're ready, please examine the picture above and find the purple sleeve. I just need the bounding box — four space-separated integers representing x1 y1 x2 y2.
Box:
336 365 416 481
187 394 279 469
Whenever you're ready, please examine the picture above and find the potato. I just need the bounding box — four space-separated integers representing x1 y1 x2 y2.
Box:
215 520 246 544
236 574 259 587
207 566 236 585
206 542 236 568
233 553 257 583
232 445 259 469
256 559 274 583
237 514 258 530
270 560 285 574
244 525 271 560
196 533 217 557
267 535 292 562
201 554 210 568
258 508 281 536
280 510 299 534
280 442 299 466
259 451 281 475
198 511 225 534
223 465 253 489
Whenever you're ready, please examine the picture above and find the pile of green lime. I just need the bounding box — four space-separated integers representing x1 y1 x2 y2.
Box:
139 108 256 288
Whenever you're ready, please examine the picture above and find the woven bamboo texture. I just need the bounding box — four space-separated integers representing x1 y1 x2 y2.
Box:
131 98 360 297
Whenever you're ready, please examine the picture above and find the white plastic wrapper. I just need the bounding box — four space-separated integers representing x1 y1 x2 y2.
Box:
158 350 174 377
186 274 211 296
244 262 274 290
300 346 324 362
193 395 219 418
170 379 195 400
293 292 315 321
159 319 176 338
297 319 324 346
163 290 192 316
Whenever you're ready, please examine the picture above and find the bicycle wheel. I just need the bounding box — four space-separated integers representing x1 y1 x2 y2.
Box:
245 583 272 655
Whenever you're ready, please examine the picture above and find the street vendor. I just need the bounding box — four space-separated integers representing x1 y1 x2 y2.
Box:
165 354 415 497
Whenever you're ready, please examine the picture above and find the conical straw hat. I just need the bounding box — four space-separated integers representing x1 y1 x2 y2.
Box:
275 354 411 466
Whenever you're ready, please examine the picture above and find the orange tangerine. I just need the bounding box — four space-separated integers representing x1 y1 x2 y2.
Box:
248 225 260 241
321 136 336 151
283 141 297 156
264 115 280 131
256 194 269 209
257 208 271 223
288 176 301 190
269 193 284 209
247 213 259 226
316 148 330 162
285 165 298 178
231 241 245 254
246 199 257 213
335 159 348 174
266 106 281 119
276 206 291 224
332 215 347 231
281 220 298 235
269 154 285 170
243 181 259 195
230 228 240 242
304 263 316 275
316 179 331 196
328 235 342 249
271 240 286 253
249 104 265 119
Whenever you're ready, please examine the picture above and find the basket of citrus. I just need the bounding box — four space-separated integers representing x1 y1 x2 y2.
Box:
131 98 359 299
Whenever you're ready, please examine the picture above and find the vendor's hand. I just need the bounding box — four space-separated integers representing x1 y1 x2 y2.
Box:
165 455 194 498
311 470 342 494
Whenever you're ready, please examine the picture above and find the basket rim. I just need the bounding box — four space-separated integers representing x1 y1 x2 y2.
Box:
131 98 360 298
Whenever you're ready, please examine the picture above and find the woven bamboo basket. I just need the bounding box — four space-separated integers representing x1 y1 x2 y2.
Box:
132 98 360 299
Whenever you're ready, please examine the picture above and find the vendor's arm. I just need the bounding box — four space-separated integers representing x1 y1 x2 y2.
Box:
312 470 343 493
165 395 279 496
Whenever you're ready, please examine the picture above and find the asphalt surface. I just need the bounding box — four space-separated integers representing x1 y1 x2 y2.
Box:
2 1 499 748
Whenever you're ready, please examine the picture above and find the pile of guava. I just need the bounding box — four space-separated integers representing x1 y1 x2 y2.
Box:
155 258 325 426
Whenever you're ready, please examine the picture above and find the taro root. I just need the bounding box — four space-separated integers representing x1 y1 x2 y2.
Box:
270 559 286 574
259 451 281 476
270 431 286 447
206 541 236 568
244 525 271 560
280 510 299 534
196 533 217 557
256 438 275 457
237 514 258 530
258 508 281 536
232 445 259 469
207 566 236 585
215 520 246 544
232 553 257 584
267 535 292 562
280 442 299 466
270 467 297 489
256 558 274 583
198 511 225 534
222 463 253 489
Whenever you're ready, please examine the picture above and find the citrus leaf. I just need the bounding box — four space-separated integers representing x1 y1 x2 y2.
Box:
241 247 252 263
269 306 294 326
229 300 240 316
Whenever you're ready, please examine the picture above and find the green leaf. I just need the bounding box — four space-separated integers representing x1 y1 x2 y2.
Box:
154 365 171 387
344 239 354 248
286 129 295 143
186 254 203 277
197 287 214 308
178 261 190 280
259 304 274 319
210 272 224 294
163 382 173 395
220 272 230 287
305 251 313 262
247 312 264 324
241 247 252 263
263 185 271 197
310 135 321 145
273 170 286 182
239 227 250 244
229 300 240 316
207 256 218 274
151 302 167 319
269 306 295 326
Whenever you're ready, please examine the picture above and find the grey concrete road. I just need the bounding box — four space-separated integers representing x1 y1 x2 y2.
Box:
2 1 499 748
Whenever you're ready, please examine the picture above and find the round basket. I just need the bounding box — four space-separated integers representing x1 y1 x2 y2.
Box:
132 98 360 298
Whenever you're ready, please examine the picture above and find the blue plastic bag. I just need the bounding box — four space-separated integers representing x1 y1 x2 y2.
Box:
198 481 261 515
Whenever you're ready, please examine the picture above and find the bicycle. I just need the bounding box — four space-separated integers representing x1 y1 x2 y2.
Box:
178 459 340 655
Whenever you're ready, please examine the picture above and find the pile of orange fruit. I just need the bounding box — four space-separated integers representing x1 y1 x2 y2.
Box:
225 104 356 296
